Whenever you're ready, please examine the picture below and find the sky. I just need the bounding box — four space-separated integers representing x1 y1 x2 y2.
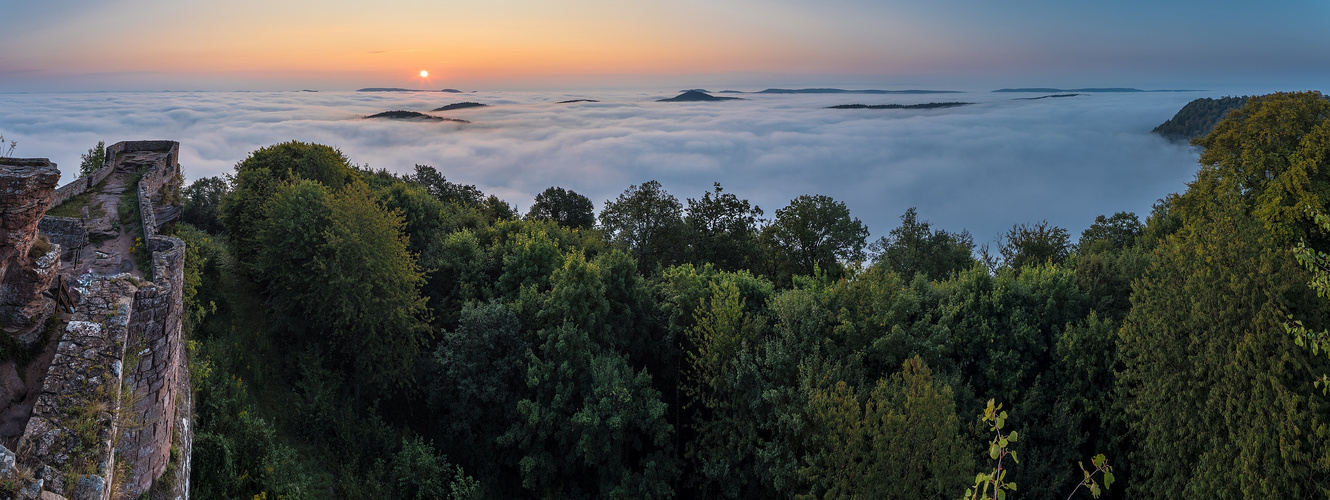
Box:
0 89 1204 245
1 0 1328 91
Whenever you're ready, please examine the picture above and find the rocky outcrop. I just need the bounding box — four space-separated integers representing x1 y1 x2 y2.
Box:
0 159 61 337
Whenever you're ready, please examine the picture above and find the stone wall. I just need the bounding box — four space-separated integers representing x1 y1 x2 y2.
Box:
120 236 184 498
38 217 88 254
120 141 187 499
17 277 138 500
48 157 112 210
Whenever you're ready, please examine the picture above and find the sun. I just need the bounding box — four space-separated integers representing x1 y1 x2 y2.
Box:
419 70 429 78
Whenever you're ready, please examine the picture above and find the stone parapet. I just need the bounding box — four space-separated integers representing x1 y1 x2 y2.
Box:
17 277 139 500
48 159 112 210
119 236 184 498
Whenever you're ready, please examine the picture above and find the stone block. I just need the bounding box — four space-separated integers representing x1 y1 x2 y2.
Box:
68 475 103 500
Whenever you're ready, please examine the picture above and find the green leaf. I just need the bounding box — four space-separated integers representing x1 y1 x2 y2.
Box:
1008 430 1018 442
1104 471 1115 489
990 444 1000 459
1010 450 1019 463
1092 454 1106 468
996 490 1006 500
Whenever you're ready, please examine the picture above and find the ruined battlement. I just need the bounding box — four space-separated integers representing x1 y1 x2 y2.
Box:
0 142 189 500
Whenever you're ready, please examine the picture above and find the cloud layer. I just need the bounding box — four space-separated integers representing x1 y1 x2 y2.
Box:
0 88 1206 244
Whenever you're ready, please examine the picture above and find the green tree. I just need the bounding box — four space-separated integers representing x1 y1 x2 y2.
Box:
999 220 1071 269
192 357 312 499
1075 212 1150 320
376 180 448 254
685 182 765 271
428 302 529 489
220 141 359 270
1119 202 1330 498
1289 211 1330 391
482 194 518 222
762 194 869 282
528 186 596 229
388 436 478 500
182 176 229 234
495 228 564 298
408 164 484 207
1185 91 1330 244
420 229 488 328
799 357 972 500
255 180 333 335
1077 212 1141 255
500 324 677 499
78 140 105 177
311 181 428 392
599 180 686 271
867 207 974 281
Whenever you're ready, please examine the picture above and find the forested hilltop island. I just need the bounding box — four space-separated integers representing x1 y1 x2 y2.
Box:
1152 96 1251 142
99 91 1330 499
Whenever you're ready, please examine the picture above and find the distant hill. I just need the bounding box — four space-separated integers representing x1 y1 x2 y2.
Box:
758 88 964 94
1013 94 1080 100
431 102 487 111
557 99 599 104
365 110 470 123
827 102 973 110
1152 96 1250 142
994 88 1199 93
357 88 464 93
658 90 742 102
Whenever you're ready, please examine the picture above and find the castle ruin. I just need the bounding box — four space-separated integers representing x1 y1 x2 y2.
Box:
0 141 191 500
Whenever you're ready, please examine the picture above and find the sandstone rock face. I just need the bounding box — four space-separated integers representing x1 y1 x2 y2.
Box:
0 159 59 309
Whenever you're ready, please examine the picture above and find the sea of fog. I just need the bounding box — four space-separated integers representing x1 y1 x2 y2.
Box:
0 88 1215 245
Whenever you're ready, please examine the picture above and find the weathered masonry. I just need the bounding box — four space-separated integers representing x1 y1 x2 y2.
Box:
0 141 191 500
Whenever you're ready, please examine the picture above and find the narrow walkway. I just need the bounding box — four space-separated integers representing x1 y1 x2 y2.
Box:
66 151 167 280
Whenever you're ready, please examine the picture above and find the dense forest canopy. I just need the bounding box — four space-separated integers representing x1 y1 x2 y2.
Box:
175 92 1330 499
1151 95 1251 142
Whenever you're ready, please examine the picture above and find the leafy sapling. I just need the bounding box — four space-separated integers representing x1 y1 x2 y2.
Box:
1285 210 1330 393
960 399 1018 500
1066 454 1114 499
